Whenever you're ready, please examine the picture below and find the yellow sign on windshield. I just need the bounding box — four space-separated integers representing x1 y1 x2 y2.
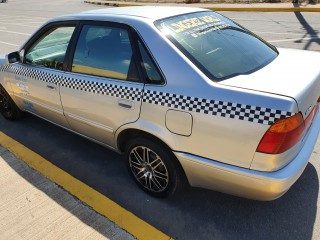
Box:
170 15 221 33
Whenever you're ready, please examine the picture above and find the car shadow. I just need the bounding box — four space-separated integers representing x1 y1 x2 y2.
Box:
0 147 133 239
166 162 319 240
292 3 320 50
0 113 318 240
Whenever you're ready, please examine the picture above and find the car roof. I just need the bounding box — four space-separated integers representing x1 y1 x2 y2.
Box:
80 6 207 21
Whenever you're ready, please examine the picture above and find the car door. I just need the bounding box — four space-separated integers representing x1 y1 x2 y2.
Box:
9 24 76 128
60 23 144 147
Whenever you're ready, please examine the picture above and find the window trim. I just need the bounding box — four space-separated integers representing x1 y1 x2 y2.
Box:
22 21 79 71
132 30 166 86
21 20 166 85
66 21 144 83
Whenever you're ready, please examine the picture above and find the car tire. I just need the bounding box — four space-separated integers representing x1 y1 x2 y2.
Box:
125 137 186 198
0 85 23 120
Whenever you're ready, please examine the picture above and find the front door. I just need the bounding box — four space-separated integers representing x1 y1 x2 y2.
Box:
9 25 76 128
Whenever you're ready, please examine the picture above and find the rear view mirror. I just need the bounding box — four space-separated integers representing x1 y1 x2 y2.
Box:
5 51 21 64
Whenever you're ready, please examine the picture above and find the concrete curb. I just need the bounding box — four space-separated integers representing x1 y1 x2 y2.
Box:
84 0 126 6
207 7 320 11
84 0 320 12
0 132 172 240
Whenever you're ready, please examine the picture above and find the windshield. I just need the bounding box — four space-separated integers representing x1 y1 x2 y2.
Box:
156 11 278 81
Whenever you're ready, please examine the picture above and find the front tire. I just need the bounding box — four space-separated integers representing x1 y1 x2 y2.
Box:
0 85 23 120
125 138 185 198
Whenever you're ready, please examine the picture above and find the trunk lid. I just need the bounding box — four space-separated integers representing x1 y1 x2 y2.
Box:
220 48 320 119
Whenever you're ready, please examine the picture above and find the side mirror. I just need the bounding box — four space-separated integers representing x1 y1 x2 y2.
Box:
5 51 21 64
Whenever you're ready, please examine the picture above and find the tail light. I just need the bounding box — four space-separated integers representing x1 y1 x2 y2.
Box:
257 105 319 154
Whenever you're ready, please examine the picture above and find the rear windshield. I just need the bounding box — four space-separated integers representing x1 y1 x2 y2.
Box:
155 11 278 81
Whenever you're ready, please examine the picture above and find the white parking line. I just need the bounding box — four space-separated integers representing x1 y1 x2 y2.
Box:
0 22 42 28
230 18 259 22
0 17 32 21
0 29 30 36
269 36 320 43
0 16 19 20
0 20 45 24
0 14 48 20
255 31 314 36
0 40 19 47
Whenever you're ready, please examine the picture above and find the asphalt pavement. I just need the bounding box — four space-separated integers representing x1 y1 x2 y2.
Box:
83 0 320 12
0 0 320 239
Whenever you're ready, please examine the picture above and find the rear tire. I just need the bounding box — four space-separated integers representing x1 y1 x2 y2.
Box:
125 137 186 198
0 85 23 120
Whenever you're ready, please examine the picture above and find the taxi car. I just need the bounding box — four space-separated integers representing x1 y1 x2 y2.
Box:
1 7 320 200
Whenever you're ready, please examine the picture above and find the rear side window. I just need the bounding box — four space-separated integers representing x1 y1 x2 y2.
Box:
156 11 278 81
25 26 75 70
137 40 164 85
71 25 139 82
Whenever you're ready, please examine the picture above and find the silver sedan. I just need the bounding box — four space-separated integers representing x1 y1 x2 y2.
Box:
1 6 320 200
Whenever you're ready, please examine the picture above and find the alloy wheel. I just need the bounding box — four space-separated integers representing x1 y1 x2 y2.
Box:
129 146 169 192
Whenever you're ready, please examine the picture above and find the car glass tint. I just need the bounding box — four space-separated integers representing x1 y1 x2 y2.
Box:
137 41 163 84
25 27 75 70
72 25 138 81
156 12 278 81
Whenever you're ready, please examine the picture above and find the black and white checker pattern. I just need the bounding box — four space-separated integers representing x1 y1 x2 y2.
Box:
0 65 294 125
143 90 293 125
1 65 62 85
60 77 142 101
0 65 10 72
1 65 142 102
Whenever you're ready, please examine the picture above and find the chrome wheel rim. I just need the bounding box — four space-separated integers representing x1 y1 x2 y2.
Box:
129 146 169 192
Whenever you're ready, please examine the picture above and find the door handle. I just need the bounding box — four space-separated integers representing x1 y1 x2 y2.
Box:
47 85 56 90
118 100 133 109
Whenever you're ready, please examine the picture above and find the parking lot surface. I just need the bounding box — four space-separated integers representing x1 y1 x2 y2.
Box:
0 144 136 240
1 0 320 239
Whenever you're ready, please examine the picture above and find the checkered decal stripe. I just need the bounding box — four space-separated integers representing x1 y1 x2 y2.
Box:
1 65 142 101
60 78 142 100
1 64 62 84
143 90 294 125
0 65 294 125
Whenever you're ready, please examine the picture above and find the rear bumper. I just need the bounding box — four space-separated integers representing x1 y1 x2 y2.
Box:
174 110 320 201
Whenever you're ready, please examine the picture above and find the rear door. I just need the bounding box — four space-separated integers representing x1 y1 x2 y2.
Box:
60 23 144 147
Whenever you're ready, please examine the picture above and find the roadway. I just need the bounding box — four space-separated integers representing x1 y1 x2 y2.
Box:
1 0 320 239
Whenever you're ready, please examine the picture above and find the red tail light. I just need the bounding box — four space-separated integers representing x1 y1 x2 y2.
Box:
257 105 318 154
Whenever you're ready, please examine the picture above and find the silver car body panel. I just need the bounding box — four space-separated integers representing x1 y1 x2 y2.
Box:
221 48 320 120
81 6 207 21
60 71 144 147
174 109 320 200
3 64 70 128
0 56 5 66
0 7 319 200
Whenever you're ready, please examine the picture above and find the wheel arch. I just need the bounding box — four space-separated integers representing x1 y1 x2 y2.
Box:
0 83 23 120
118 128 190 189
117 128 171 153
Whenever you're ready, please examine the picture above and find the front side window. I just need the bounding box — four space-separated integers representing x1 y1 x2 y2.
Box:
72 25 139 81
156 11 278 81
25 26 75 70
